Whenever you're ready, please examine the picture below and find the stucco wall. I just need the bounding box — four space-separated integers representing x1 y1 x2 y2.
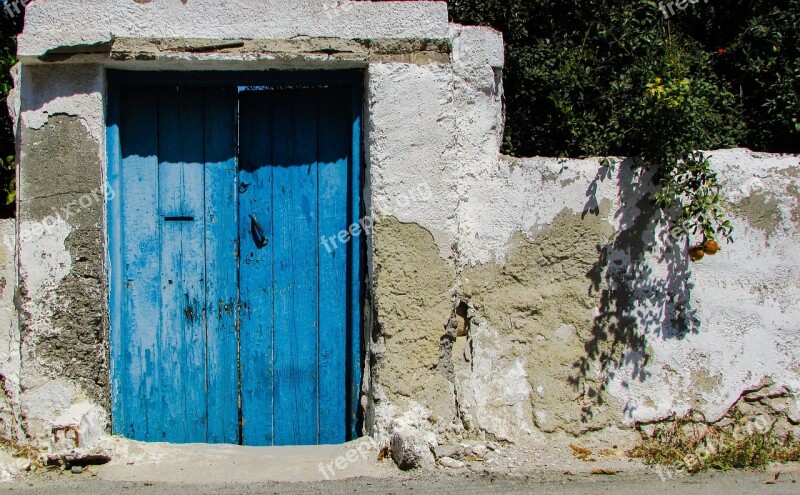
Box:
365 24 800 456
448 150 800 439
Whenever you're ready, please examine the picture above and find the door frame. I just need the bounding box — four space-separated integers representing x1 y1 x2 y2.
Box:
105 69 365 442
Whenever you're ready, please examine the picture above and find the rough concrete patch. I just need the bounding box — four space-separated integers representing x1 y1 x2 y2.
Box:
112 37 364 59
689 369 722 408
18 114 108 421
560 177 577 187
38 40 113 63
369 52 451 65
365 38 451 55
19 117 102 221
371 217 458 434
786 181 800 225
459 206 619 436
776 165 800 179
367 38 451 64
732 191 783 238
540 170 559 183
42 227 108 411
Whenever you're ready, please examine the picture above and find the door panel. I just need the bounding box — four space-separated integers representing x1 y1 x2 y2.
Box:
157 87 208 442
271 90 320 446
115 86 239 443
238 88 351 446
116 87 161 441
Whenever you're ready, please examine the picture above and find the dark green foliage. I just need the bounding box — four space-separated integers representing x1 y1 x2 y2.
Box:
0 2 23 217
449 0 799 243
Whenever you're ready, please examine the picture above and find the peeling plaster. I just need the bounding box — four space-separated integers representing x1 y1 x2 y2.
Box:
18 219 72 337
19 65 105 145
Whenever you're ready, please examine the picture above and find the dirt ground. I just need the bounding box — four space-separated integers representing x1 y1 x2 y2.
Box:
1 436 799 494
2 468 800 495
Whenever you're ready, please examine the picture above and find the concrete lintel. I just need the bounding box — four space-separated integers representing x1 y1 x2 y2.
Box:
21 37 452 67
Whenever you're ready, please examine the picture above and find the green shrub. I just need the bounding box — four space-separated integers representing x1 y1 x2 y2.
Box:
0 4 22 217
449 0 799 244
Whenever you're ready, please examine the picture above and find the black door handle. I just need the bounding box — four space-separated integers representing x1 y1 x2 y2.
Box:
249 213 268 249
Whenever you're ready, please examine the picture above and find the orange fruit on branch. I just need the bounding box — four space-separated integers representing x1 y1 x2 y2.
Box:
689 245 705 262
703 239 720 255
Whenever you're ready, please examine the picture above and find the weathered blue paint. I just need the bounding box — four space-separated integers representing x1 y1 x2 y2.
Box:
106 84 125 440
318 87 351 445
348 80 364 440
202 88 240 444
109 74 362 446
113 87 159 440
271 90 320 446
157 86 208 442
238 90 276 446
238 87 353 445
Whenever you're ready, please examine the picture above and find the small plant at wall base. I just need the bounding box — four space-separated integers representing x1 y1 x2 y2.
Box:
631 412 800 475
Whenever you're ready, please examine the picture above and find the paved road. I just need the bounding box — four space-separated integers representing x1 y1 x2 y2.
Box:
2 469 799 495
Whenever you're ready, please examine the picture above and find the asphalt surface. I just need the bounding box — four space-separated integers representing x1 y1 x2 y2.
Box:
1 469 799 494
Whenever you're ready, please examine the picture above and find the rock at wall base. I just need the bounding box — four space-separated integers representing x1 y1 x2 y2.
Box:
46 447 111 469
389 426 436 470
0 451 31 482
437 456 465 469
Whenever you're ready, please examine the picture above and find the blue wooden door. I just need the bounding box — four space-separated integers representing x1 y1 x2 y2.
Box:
109 82 359 446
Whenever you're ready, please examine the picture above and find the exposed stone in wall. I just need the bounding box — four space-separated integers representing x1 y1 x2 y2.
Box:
635 381 800 463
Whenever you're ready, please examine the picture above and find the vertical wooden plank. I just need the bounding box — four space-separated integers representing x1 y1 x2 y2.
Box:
116 87 162 441
272 89 320 446
348 80 363 440
157 86 207 443
238 90 275 446
203 87 240 444
107 83 125 438
317 87 350 444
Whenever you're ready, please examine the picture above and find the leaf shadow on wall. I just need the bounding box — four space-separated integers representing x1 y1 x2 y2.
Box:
570 159 700 425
